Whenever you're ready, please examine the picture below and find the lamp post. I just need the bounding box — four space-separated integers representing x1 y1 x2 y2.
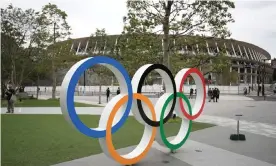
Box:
262 59 268 100
83 70 86 96
257 64 260 97
244 63 253 92
208 74 211 89
251 64 253 92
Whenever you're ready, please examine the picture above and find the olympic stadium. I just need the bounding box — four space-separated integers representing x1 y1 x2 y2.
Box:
66 35 273 85
23 35 274 95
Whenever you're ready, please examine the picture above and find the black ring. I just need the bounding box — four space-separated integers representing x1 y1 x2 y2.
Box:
136 64 177 127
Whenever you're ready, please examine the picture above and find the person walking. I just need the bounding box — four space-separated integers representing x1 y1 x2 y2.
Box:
248 86 251 94
5 85 16 113
116 87 120 95
106 87 110 102
189 88 194 99
258 85 261 95
244 87 247 96
213 88 218 102
37 87 40 95
216 88 220 101
208 88 213 102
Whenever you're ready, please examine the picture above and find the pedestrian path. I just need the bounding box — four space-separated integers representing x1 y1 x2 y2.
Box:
38 95 106 106
2 106 276 139
53 127 276 166
195 115 276 139
53 140 276 166
248 90 275 97
0 107 103 115
190 126 276 165
154 139 276 166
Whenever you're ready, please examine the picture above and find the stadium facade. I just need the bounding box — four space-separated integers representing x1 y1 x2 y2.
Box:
66 35 273 86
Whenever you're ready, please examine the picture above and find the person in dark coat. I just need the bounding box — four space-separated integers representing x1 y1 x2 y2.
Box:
244 87 248 96
189 88 194 99
5 85 16 113
116 87 120 95
258 85 261 95
208 88 213 102
106 87 110 102
216 88 220 100
213 88 218 102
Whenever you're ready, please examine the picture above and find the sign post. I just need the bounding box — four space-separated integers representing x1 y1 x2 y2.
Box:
230 114 246 141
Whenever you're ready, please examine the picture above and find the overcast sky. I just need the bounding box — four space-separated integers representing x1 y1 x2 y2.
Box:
1 0 275 59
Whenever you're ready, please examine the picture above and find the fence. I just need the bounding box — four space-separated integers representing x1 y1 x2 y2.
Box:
22 84 273 96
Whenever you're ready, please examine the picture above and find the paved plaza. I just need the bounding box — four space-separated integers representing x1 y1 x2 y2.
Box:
1 94 276 166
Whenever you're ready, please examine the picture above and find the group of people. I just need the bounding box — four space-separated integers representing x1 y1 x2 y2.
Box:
243 86 254 96
189 88 197 99
208 88 220 102
106 87 120 102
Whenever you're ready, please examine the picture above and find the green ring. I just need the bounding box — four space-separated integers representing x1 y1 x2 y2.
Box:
160 92 192 150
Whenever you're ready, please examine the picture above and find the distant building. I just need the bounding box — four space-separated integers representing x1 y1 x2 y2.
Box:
272 58 276 81
61 35 274 85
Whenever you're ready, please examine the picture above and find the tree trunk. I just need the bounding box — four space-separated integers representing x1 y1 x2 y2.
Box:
36 74 40 99
11 62 15 87
52 22 57 99
162 1 173 69
1 82 6 99
18 65 25 87
52 63 57 99
163 32 169 69
13 61 17 88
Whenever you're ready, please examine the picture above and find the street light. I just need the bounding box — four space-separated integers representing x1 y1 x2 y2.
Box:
244 63 253 92
83 70 86 96
262 59 269 100
208 74 211 89
256 64 260 97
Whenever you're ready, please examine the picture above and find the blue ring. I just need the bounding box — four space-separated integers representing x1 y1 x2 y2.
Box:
66 56 133 138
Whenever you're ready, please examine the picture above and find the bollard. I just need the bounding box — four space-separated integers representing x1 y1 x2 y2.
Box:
230 114 246 141
236 114 242 139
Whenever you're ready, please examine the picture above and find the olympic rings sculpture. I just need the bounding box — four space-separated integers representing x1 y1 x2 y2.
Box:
60 56 206 165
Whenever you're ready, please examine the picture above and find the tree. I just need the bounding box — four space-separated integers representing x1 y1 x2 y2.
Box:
40 3 71 99
117 33 163 76
26 47 49 98
1 33 18 94
214 67 238 85
87 28 114 104
1 4 43 89
121 1 235 73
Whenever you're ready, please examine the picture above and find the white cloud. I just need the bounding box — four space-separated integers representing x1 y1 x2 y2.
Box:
1 0 275 58
228 1 276 59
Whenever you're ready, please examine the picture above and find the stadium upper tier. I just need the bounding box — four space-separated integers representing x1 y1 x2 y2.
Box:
68 35 271 61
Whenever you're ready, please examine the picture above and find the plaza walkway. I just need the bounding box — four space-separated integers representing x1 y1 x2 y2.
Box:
53 126 276 166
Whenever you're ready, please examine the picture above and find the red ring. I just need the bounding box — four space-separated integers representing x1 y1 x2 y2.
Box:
179 68 206 120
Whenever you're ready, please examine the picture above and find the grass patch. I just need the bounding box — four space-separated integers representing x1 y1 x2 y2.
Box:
1 114 214 166
1 99 101 107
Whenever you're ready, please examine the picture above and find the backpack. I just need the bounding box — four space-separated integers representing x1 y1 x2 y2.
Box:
10 94 17 102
